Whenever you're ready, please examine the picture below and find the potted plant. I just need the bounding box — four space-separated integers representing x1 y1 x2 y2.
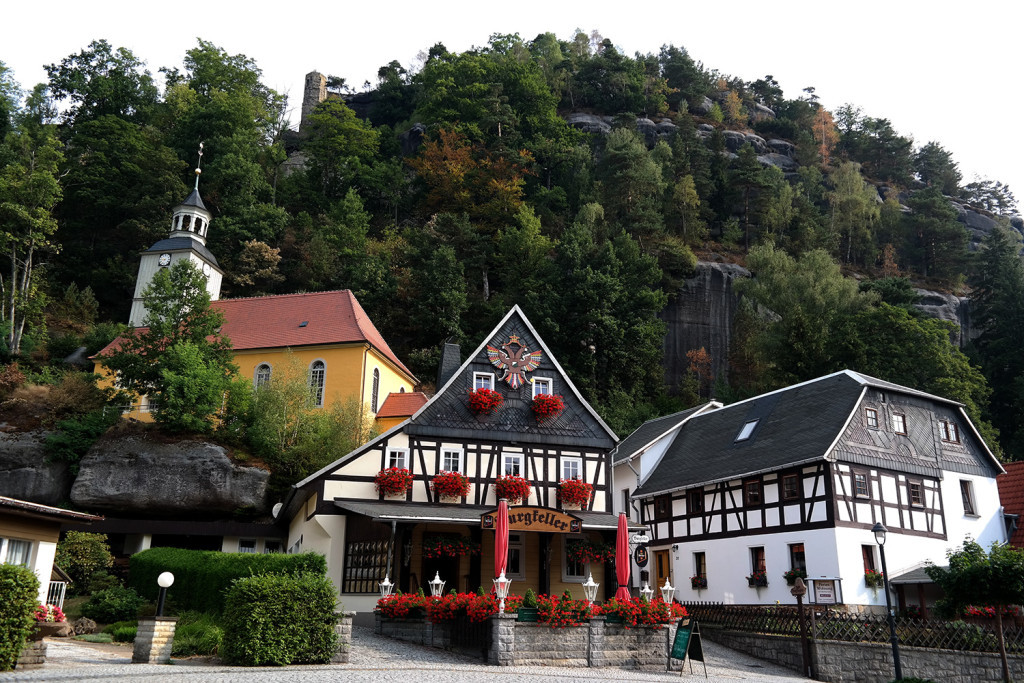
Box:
566 539 615 565
422 536 480 559
431 471 470 501
494 474 532 504
690 575 707 590
31 604 67 640
557 478 593 509
531 393 565 421
375 467 413 497
518 588 539 622
783 568 807 586
747 570 768 587
467 388 503 415
865 569 884 588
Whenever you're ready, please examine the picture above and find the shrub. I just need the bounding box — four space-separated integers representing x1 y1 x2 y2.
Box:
522 588 538 608
129 547 327 614
172 612 223 656
46 410 120 475
110 625 137 643
82 586 144 623
55 531 115 593
0 362 26 400
0 566 39 670
221 573 338 666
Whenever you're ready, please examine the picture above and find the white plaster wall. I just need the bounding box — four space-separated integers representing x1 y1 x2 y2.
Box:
33 540 57 605
942 473 1006 548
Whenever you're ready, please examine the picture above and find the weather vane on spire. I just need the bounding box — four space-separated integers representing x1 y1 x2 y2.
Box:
194 141 204 190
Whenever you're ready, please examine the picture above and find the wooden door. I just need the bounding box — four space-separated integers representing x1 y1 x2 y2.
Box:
654 549 672 591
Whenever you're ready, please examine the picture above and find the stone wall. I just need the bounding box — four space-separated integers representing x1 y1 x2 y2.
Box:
132 616 177 664
379 614 676 669
16 641 46 669
704 626 1024 683
332 612 354 664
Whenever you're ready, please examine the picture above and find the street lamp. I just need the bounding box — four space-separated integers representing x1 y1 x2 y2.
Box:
872 522 902 681
640 582 654 602
660 578 675 604
493 571 511 614
582 572 599 604
429 571 446 597
156 572 174 617
379 574 394 598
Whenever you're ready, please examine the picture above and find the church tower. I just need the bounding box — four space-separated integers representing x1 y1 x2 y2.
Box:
128 144 223 326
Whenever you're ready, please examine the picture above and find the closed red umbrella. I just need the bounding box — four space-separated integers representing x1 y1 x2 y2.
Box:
495 498 510 612
616 512 631 600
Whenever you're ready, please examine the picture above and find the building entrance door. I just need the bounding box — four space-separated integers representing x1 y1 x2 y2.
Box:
654 549 672 591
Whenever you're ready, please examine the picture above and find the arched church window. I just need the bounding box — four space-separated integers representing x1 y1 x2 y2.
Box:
371 368 380 413
309 360 326 408
254 363 272 388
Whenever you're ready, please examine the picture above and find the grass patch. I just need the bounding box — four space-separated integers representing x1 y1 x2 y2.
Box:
172 611 223 657
74 633 114 643
62 596 89 622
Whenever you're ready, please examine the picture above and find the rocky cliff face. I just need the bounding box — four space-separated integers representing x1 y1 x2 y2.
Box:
0 431 73 506
661 262 750 393
69 435 269 516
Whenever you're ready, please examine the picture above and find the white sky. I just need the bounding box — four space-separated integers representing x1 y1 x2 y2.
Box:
5 1 1022 213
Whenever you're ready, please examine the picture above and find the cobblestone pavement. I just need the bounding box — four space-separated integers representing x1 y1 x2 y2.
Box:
1 626 809 682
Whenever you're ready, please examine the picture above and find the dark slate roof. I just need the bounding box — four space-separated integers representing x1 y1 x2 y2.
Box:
408 306 617 449
634 372 866 497
889 564 941 585
436 343 462 388
144 238 220 267
178 188 207 211
612 405 711 465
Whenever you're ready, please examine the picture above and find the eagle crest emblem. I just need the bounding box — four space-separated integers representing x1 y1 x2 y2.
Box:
486 334 542 389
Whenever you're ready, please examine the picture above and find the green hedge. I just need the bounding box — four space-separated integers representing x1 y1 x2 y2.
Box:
221 572 338 666
81 586 144 623
0 565 39 671
128 547 327 614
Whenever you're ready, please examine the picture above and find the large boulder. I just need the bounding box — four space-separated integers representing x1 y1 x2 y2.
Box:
767 139 796 158
565 113 612 135
744 134 768 154
690 96 714 116
913 289 973 346
0 431 73 506
399 123 426 156
71 435 269 516
757 153 799 172
722 130 748 153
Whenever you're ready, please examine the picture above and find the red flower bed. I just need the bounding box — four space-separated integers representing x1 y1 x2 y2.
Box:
537 591 597 628
467 388 503 414
599 597 687 629
494 475 532 503
432 471 470 499
376 593 429 619
375 467 413 496
557 478 593 507
531 393 564 420
378 591 525 624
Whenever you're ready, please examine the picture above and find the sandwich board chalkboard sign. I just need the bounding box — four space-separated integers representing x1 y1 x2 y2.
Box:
671 617 706 677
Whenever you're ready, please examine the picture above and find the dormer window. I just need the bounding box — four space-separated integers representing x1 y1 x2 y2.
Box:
865 408 879 429
736 420 759 442
892 413 907 435
940 420 960 443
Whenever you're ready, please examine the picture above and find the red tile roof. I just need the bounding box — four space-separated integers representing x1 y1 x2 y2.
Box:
376 391 428 418
998 462 1024 547
96 290 414 380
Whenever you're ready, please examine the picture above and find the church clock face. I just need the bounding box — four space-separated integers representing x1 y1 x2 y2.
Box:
158 253 171 267
202 263 211 275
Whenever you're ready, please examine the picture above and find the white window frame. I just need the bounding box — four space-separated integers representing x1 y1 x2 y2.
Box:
960 480 977 516
442 448 464 474
308 359 326 408
736 420 758 442
561 534 588 582
506 532 526 580
1 537 33 567
503 453 523 477
532 376 553 397
561 456 583 481
473 372 495 391
387 448 409 471
254 363 272 388
892 413 907 435
865 408 879 429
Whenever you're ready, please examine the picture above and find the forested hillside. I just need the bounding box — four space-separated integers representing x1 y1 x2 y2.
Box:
1 32 1022 458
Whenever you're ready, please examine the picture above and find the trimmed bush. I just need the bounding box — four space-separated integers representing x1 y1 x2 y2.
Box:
81 586 144 623
129 547 327 614
54 531 114 594
221 573 338 666
172 612 223 656
0 565 40 671
110 625 137 643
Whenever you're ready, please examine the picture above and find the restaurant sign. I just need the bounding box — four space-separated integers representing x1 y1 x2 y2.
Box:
481 506 582 534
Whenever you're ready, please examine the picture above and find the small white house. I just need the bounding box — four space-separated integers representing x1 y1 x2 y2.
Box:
618 371 1007 614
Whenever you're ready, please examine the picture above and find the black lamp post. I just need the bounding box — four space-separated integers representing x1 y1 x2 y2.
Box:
156 572 174 617
872 522 902 681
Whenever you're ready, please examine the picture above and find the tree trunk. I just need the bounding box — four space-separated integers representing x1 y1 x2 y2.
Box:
996 607 1010 683
482 266 490 301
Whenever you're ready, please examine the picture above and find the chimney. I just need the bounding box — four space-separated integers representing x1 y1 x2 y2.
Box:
436 343 461 389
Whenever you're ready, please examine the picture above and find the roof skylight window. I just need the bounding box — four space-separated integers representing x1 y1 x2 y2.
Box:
735 420 759 442
299 321 309 327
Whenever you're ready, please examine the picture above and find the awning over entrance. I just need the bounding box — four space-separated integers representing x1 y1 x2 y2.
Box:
888 564 942 585
332 499 646 531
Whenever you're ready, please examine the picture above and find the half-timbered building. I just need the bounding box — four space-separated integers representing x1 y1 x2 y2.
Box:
623 370 1006 612
281 306 632 615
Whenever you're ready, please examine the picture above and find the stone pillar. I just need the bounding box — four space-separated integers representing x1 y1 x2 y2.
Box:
488 613 516 666
132 617 178 664
16 641 46 669
588 615 606 667
332 611 354 664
